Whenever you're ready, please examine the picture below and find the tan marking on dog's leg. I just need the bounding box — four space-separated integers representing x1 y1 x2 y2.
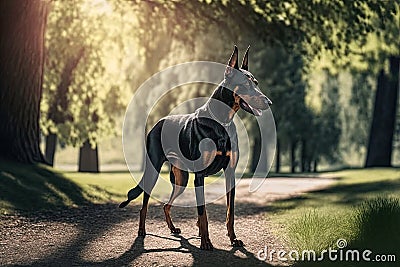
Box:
226 190 235 240
198 210 213 250
230 151 238 169
163 166 188 234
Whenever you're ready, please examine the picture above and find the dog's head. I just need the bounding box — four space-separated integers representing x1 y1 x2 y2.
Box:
224 46 272 116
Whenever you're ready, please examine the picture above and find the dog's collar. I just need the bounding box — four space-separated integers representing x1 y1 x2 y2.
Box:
207 102 232 127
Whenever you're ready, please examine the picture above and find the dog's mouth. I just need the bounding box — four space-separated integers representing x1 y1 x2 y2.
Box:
239 99 263 116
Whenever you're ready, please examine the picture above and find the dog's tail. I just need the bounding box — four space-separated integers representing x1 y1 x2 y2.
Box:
118 157 164 208
119 185 143 208
118 158 162 208
119 120 167 209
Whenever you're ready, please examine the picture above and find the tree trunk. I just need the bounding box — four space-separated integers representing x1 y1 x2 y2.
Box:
301 139 311 172
313 160 318 173
365 56 400 167
290 141 297 173
45 133 57 166
275 139 280 173
301 139 306 172
78 140 99 173
0 0 48 163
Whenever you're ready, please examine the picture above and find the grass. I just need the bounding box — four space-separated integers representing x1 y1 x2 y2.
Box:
0 160 221 214
0 161 90 214
353 197 400 254
269 168 400 266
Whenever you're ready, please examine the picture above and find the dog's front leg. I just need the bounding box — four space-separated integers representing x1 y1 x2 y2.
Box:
194 173 213 250
224 166 244 247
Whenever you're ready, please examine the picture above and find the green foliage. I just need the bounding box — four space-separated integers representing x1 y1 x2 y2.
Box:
252 45 342 168
41 0 133 147
314 72 342 163
254 46 307 145
347 72 374 153
40 0 398 167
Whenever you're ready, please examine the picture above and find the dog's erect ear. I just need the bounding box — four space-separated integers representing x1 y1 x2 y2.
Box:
225 45 239 76
241 45 250 71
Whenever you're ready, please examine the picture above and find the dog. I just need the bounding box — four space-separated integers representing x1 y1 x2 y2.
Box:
119 46 272 250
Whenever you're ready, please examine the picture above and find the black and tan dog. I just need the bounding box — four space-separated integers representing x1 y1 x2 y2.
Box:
119 46 272 250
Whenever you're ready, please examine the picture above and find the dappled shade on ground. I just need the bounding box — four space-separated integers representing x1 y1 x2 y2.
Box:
0 203 287 266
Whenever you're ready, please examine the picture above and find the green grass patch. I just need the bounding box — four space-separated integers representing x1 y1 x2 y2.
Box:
353 197 400 254
0 162 179 214
269 168 400 266
0 160 153 214
0 160 90 214
287 209 357 253
0 160 221 214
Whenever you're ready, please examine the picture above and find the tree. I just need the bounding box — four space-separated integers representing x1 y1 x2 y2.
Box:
313 72 342 169
366 57 399 167
42 0 132 171
41 0 398 172
0 0 48 163
363 3 400 167
346 72 374 157
44 48 85 166
253 45 309 173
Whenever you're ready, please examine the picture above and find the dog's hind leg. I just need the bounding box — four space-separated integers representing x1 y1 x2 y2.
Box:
163 165 188 234
134 151 166 236
138 191 150 236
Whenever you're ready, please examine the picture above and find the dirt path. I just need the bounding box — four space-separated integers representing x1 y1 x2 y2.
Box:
0 177 333 267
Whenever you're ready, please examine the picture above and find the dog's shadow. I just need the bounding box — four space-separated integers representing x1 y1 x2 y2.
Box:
104 232 273 267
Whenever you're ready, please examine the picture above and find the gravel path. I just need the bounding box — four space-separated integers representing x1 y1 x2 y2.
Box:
0 177 333 267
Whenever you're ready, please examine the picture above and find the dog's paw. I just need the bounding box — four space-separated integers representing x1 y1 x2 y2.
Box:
170 227 181 234
200 237 214 250
138 228 146 236
231 239 244 247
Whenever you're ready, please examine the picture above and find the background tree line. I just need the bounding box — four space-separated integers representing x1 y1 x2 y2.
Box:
0 0 398 173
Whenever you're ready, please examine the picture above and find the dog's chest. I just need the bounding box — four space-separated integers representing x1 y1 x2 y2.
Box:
162 114 238 175
183 117 237 175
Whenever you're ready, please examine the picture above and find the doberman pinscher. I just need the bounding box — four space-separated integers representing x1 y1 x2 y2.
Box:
119 46 272 250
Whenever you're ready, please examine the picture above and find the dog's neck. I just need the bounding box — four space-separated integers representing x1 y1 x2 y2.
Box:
207 81 238 126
